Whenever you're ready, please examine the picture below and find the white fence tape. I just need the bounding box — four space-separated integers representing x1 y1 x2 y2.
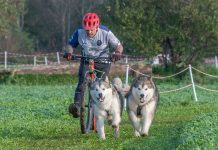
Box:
1 51 218 101
129 64 218 102
195 85 218 92
0 51 145 69
7 52 57 57
129 67 189 79
0 51 63 68
159 84 192 94
153 67 189 79
192 66 218 78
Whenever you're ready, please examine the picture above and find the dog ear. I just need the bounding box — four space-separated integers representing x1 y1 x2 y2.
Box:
137 75 152 81
147 75 152 81
104 76 109 83
137 75 144 81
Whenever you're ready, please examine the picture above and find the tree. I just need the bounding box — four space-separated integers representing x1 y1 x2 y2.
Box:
156 0 218 67
24 0 105 51
0 0 17 32
0 0 33 52
98 0 218 67
99 0 162 58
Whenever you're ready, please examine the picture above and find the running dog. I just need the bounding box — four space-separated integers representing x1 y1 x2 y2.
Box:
90 77 123 140
126 75 159 137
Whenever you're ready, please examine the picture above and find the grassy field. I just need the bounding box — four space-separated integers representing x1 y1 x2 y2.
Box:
0 81 218 150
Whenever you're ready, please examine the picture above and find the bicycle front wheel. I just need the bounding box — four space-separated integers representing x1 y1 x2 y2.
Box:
80 88 94 134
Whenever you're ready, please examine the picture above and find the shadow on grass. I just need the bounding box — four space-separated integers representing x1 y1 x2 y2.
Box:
121 121 184 150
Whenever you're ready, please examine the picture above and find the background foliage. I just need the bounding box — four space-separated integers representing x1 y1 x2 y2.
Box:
0 0 218 66
99 0 218 66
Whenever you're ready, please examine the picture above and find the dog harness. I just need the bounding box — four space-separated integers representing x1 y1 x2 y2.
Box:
137 98 155 117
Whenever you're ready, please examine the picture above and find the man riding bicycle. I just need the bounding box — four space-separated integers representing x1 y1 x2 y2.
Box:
65 12 123 118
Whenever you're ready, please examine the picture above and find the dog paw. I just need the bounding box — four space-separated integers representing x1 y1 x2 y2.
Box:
114 130 120 139
108 119 112 125
112 124 118 128
141 133 148 137
99 136 106 140
134 131 141 137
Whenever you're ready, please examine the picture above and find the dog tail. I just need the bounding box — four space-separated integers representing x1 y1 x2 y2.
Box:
113 85 124 116
112 76 123 90
112 77 130 116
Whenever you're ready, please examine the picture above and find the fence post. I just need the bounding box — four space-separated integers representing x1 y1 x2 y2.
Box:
124 56 129 110
57 52 60 64
34 56 36 66
4 51 7 69
45 56 48 65
125 56 129 85
215 56 218 68
189 64 198 101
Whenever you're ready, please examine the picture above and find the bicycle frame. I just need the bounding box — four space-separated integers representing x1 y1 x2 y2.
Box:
88 60 95 80
71 55 112 134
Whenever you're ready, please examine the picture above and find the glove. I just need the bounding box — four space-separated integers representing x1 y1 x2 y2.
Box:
112 51 122 62
63 52 72 61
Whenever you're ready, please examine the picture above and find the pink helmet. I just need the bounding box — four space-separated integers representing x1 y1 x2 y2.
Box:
83 13 100 30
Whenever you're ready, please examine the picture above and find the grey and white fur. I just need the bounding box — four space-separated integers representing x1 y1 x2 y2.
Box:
90 77 124 140
126 76 159 137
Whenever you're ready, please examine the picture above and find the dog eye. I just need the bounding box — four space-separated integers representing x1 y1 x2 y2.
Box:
102 88 105 91
145 88 148 90
138 87 141 90
96 89 98 91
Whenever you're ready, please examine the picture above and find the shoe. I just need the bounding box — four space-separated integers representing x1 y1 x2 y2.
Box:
69 103 80 118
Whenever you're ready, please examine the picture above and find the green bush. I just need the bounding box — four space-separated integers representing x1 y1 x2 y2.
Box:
0 70 14 84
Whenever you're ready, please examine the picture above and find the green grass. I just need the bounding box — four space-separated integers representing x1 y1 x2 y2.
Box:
0 83 218 149
177 113 218 149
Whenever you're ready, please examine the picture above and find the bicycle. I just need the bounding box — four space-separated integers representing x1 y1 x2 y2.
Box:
64 53 115 134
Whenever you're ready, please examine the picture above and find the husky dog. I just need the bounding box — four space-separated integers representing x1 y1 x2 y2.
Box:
126 76 159 137
90 77 123 140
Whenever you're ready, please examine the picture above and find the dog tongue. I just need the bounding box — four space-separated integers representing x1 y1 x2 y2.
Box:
140 98 145 103
98 96 105 102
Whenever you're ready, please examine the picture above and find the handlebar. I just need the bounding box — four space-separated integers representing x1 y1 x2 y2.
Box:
63 52 146 62
74 55 112 61
63 53 116 62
